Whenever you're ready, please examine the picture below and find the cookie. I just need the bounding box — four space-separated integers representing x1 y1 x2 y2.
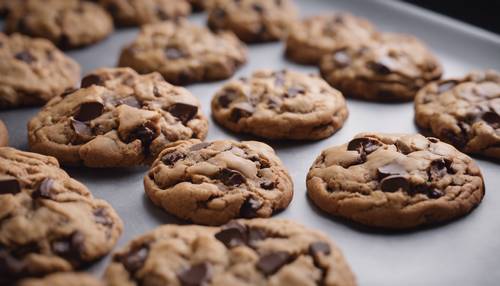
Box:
0 33 80 109
0 147 123 279
144 139 293 225
5 0 113 49
0 120 8 147
211 69 349 140
285 13 379 65
320 33 442 102
207 0 298 43
105 219 356 286
98 0 191 27
306 133 485 229
415 70 500 161
28 67 208 168
119 19 247 85
18 273 104 286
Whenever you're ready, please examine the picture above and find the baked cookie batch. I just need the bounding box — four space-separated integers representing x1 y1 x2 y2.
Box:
0 0 498 285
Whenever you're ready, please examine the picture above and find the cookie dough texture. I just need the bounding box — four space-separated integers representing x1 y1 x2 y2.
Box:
0 120 8 147
211 70 349 140
144 139 293 225
0 147 123 279
415 70 500 160
18 272 104 286
306 133 485 229
0 33 80 109
98 0 191 26
320 33 442 102
207 0 298 43
119 20 247 85
28 67 208 168
5 0 113 49
285 13 379 65
105 219 356 286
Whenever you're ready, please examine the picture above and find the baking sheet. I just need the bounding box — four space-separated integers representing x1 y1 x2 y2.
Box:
1 0 500 285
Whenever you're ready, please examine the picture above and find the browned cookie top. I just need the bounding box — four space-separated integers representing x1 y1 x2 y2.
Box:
306 133 485 229
98 0 191 27
28 68 208 168
119 19 247 85
0 147 123 279
5 0 113 49
0 33 80 109
207 0 298 43
144 139 293 225
105 219 356 286
415 70 500 160
320 33 442 102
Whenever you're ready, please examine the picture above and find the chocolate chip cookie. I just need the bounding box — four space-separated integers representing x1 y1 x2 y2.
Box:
415 70 500 161
306 133 485 229
211 69 349 140
0 33 80 109
207 0 298 43
320 33 442 102
119 19 247 85
28 67 208 168
104 219 356 286
0 147 123 279
144 139 293 225
18 273 104 286
5 0 113 49
285 13 379 65
98 0 191 27
0 120 8 147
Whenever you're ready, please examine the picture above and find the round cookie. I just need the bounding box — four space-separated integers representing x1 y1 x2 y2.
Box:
105 219 356 286
144 139 293 225
0 120 8 147
119 20 247 85
207 0 298 43
0 147 123 279
415 70 500 160
0 33 80 109
18 273 104 286
98 0 191 27
5 0 113 49
211 69 349 140
28 67 208 168
320 33 442 102
306 133 485 229
285 13 379 65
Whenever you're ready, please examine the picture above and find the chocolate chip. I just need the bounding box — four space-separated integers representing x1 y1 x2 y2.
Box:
189 142 211 151
257 251 291 276
168 103 198 124
0 176 20 195
309 242 331 258
368 59 392 75
333 51 350 68
156 9 170 21
380 175 410 193
437 81 457 94
162 151 185 166
285 87 305 98
14 51 35 63
117 97 141 108
347 137 381 155
218 89 238 108
240 197 262 218
32 178 54 199
215 222 247 248
377 162 407 179
117 245 149 273
260 180 275 190
482 111 500 129
247 228 266 247
93 208 113 227
219 168 246 186
51 231 85 262
177 262 212 286
165 47 184 60
0 248 25 274
129 123 158 147
71 119 92 138
74 102 104 122
230 103 254 122
81 74 104 88
428 137 439 143
428 188 444 199
429 158 453 180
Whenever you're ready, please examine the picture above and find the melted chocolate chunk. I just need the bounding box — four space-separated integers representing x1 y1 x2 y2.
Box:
129 122 158 147
347 137 382 155
162 151 185 166
368 59 391 75
377 162 407 179
219 168 246 186
0 176 20 195
333 51 350 68
260 180 275 190
168 103 198 124
428 158 453 180
32 178 55 199
74 102 104 122
218 89 238 108
177 262 212 286
239 197 262 218
380 175 410 193
309 241 331 258
257 251 291 276
14 51 35 64
71 119 92 137
117 245 149 273
189 142 211 151
437 81 457 94
93 208 113 227
81 74 104 88
165 47 184 60
428 188 444 199
247 228 266 247
482 111 500 129
230 103 254 122
215 223 247 248
51 231 85 262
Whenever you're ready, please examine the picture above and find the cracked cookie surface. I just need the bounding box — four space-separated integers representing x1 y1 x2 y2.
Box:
415 70 500 160
105 219 356 286
0 33 80 109
18 272 104 286
207 0 298 43
211 69 349 140
119 19 247 85
0 120 8 147
98 0 191 27
285 13 379 65
306 133 485 229
28 67 208 168
0 147 123 280
144 139 293 225
5 0 113 49
320 33 442 102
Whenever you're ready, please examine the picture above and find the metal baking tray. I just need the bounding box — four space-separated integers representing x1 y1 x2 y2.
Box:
1 0 499 285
